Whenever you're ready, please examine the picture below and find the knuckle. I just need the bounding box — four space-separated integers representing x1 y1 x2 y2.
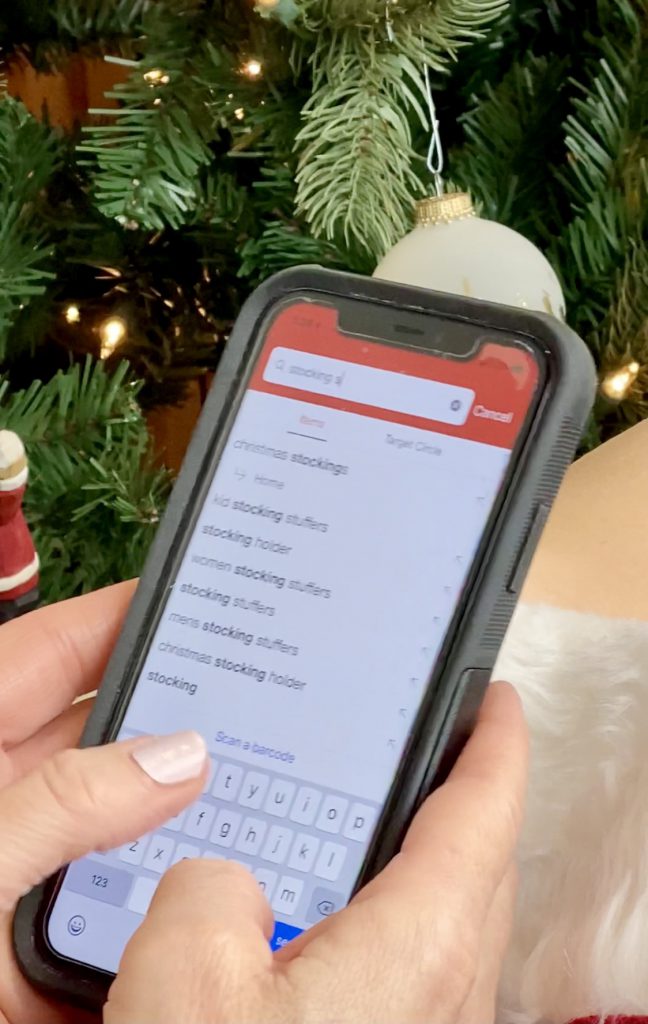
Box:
334 895 476 1015
414 908 479 1003
160 856 255 894
39 748 101 822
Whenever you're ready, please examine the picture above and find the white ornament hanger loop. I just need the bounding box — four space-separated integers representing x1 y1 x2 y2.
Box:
384 0 396 43
424 65 444 197
383 11 444 197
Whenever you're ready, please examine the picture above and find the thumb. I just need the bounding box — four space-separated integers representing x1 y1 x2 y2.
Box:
0 731 207 910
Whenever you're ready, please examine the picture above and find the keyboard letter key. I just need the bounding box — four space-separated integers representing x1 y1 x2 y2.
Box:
287 832 320 873
235 817 267 856
261 825 293 864
171 842 201 865
210 809 241 848
185 802 216 840
271 875 304 917
264 778 296 818
239 771 270 810
289 786 321 827
143 834 175 873
254 868 277 900
119 837 148 865
342 803 377 843
212 763 244 802
316 795 349 834
314 841 347 882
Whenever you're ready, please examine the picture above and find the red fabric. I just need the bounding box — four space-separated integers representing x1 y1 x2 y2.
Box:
0 484 38 599
569 1017 648 1023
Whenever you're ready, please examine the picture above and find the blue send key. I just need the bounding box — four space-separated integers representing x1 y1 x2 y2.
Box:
270 921 303 950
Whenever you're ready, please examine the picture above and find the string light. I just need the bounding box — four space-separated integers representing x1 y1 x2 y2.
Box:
99 317 127 359
256 0 279 6
600 360 641 401
143 68 170 85
241 58 263 78
64 304 81 324
234 107 245 120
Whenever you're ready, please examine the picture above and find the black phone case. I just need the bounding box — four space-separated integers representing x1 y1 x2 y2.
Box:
13 267 597 1008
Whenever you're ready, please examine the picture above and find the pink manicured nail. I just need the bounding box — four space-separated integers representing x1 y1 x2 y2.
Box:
131 731 207 784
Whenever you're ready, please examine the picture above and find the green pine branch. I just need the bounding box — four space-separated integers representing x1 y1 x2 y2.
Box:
239 220 344 281
79 1 243 230
0 0 151 65
295 0 503 40
293 0 505 259
586 237 648 439
295 44 423 257
594 237 648 364
0 358 170 602
0 97 61 360
52 0 150 40
450 55 567 240
552 0 646 321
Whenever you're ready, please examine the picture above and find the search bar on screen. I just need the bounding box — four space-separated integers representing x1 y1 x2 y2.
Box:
264 347 475 426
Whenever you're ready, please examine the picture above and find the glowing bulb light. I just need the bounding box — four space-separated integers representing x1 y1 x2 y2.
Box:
242 58 263 78
234 107 245 120
99 317 127 359
600 361 641 401
65 304 81 324
143 68 170 85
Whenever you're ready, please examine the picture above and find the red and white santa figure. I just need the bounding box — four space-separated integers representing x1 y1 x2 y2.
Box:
0 430 39 623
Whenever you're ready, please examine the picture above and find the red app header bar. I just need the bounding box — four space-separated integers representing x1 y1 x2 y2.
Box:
249 303 538 449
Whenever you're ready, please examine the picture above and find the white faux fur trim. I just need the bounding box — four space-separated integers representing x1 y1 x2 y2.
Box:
0 465 28 491
0 553 39 593
495 603 648 1023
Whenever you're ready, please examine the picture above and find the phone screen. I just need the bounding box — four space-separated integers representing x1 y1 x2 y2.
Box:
46 297 540 972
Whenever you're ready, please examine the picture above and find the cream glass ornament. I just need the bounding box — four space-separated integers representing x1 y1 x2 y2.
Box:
374 192 566 319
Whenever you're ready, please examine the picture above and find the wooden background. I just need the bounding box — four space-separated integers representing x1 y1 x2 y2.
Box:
7 55 207 474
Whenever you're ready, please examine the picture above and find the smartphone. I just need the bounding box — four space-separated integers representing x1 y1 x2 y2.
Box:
14 267 596 1007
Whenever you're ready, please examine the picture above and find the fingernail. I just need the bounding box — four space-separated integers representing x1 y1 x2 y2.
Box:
131 731 207 784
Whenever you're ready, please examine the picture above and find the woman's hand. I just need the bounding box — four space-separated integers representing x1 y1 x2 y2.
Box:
107 682 527 1024
0 584 208 1024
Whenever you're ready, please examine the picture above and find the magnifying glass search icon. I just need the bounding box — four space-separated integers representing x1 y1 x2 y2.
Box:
275 359 285 370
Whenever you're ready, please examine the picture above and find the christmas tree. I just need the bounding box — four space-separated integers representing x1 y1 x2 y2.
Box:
1 0 645 604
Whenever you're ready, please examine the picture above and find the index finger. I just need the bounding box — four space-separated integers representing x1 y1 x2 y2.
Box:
356 681 528 925
0 581 135 746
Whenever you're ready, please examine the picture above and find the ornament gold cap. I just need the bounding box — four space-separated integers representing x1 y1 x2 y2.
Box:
415 192 475 227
